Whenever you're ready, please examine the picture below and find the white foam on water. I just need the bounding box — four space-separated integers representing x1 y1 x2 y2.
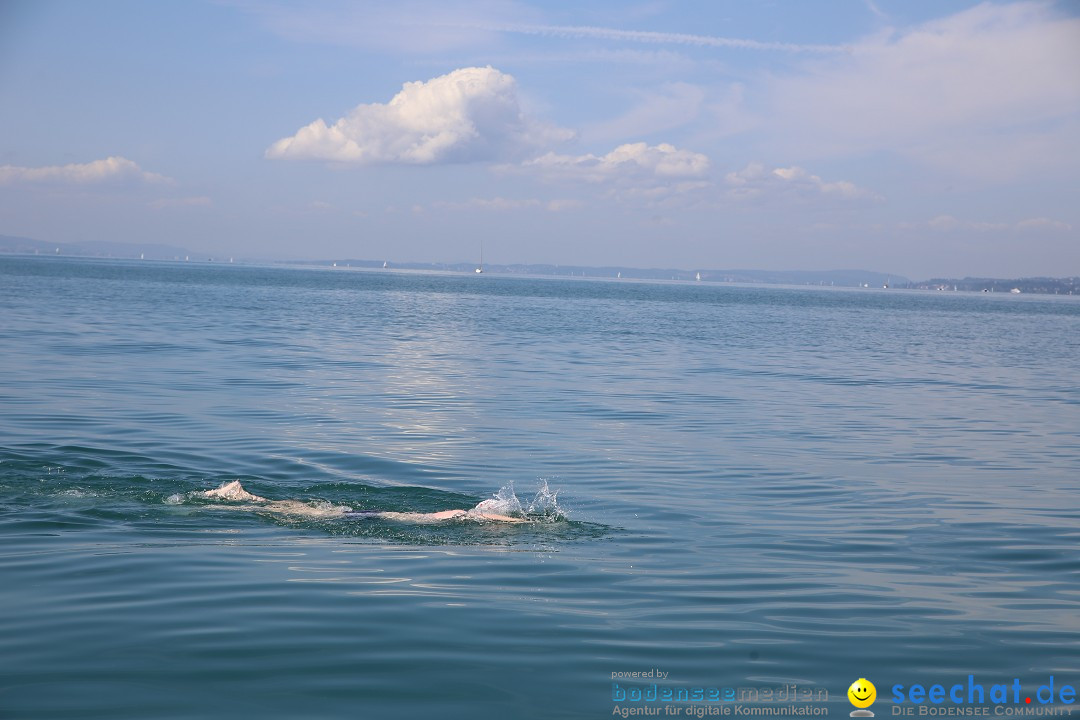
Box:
57 488 95 498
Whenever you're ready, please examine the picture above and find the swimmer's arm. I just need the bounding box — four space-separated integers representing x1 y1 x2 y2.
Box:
469 511 527 523
376 510 467 523
376 509 527 523
260 500 349 518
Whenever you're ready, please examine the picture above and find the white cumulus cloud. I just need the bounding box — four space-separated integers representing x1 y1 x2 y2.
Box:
266 66 573 165
0 156 170 185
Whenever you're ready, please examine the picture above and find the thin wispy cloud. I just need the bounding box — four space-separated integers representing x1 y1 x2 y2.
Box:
149 196 212 209
476 22 850 54
429 195 582 213
496 141 714 209
582 82 706 144
522 142 710 183
863 0 889 22
0 156 170 185
240 3 849 55
506 142 876 210
900 215 1074 233
725 163 879 202
765 1 1080 178
433 196 542 211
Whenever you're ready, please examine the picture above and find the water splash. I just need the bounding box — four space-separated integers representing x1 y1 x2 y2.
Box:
473 479 564 522
525 478 561 520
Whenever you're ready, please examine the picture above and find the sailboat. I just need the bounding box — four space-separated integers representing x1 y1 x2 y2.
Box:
695 272 701 282
475 240 484 274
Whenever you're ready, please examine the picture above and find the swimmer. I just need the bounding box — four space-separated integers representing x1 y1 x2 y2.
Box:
199 480 528 523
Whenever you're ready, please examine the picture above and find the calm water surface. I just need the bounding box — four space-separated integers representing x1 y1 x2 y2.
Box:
1 256 1078 719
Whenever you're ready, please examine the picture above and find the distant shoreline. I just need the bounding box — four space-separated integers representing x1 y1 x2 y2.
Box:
1 234 1077 295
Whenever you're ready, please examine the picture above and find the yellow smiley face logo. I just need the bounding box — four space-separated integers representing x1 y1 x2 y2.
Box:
848 678 876 708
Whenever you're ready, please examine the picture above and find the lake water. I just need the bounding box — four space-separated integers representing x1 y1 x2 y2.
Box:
1 256 1078 719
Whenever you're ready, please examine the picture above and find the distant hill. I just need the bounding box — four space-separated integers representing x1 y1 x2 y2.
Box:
0 234 195 261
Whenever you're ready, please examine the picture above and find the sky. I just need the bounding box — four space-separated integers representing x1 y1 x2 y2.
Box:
0 0 1078 279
